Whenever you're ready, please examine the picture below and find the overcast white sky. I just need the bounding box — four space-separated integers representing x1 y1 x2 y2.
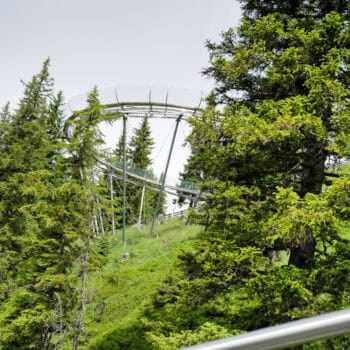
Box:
0 0 242 189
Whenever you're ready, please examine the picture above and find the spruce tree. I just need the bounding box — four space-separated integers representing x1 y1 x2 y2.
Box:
113 117 157 225
115 134 126 163
129 117 157 223
66 86 109 349
0 60 87 349
128 117 154 169
145 2 350 348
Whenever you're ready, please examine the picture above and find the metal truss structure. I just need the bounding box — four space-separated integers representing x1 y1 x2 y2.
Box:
67 85 205 245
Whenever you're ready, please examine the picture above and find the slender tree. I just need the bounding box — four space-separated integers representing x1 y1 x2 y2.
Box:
113 117 158 225
66 86 110 350
114 134 126 163
128 117 154 169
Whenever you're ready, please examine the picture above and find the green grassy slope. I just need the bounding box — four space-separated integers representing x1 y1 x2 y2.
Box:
61 213 350 350
65 218 203 350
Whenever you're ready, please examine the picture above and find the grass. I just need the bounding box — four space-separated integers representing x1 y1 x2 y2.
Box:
62 218 203 349
60 212 350 349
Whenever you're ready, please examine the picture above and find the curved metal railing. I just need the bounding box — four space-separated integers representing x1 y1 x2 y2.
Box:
182 308 350 350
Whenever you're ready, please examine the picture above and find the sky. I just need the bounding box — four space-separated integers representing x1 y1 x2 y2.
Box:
0 0 242 207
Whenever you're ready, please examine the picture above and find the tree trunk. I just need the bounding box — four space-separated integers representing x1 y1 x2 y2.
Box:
72 233 90 350
289 141 326 269
54 292 64 350
299 141 326 197
288 235 316 269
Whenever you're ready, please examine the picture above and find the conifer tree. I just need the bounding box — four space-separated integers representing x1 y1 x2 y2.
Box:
113 117 158 225
128 117 154 169
128 117 157 223
146 2 350 348
0 60 87 349
115 134 126 163
66 86 119 349
66 86 106 349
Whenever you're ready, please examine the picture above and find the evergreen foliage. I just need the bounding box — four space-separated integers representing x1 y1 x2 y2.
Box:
145 1 350 348
128 117 154 169
65 86 120 349
0 59 87 349
0 66 119 349
114 134 126 163
113 117 158 225
3 3 350 348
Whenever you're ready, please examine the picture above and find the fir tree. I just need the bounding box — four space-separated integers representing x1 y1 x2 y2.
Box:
66 86 106 349
0 60 87 349
145 2 350 348
128 117 154 169
66 86 119 349
114 134 126 163
113 117 158 225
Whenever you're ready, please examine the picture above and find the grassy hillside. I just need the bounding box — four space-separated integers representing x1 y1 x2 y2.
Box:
63 218 203 350
61 214 350 350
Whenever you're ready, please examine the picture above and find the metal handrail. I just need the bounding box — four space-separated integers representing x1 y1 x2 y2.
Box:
97 158 201 196
182 308 350 350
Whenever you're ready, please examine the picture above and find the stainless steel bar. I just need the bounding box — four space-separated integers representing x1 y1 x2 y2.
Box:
182 309 350 350
137 185 145 230
109 173 116 235
105 101 199 113
122 115 127 249
97 158 201 196
109 173 195 199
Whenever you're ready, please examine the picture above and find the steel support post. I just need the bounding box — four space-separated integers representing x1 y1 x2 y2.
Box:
109 173 116 235
122 115 127 248
137 185 146 230
150 114 183 237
